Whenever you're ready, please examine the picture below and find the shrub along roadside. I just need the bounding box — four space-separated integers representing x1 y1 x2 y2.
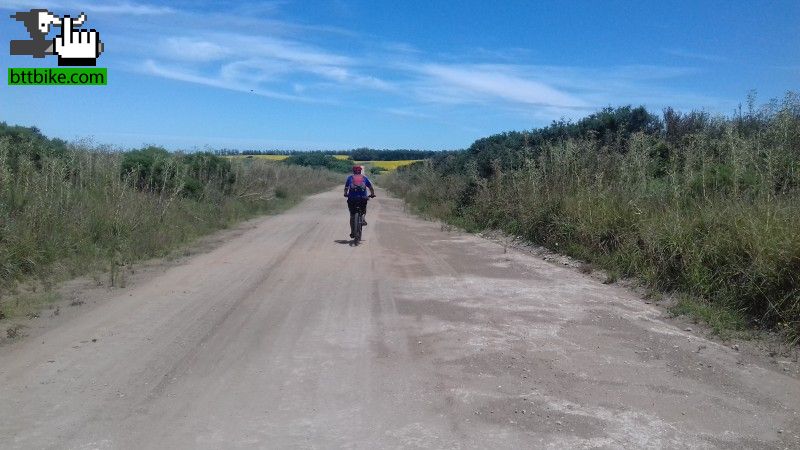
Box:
0 129 340 324
384 93 800 343
284 152 354 173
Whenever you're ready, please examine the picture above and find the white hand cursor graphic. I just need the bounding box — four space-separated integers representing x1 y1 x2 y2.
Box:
52 13 104 66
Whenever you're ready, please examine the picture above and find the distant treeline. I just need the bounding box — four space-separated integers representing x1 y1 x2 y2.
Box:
385 92 800 342
215 148 439 161
284 152 352 173
348 148 438 161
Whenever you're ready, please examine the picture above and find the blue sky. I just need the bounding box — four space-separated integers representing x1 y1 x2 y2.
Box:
1 0 798 150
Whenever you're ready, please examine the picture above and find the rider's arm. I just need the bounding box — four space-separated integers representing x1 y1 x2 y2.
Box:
365 178 376 197
344 176 351 197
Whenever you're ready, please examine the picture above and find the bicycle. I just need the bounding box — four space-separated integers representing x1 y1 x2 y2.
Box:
350 194 374 245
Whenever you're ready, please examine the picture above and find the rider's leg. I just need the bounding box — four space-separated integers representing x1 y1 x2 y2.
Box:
347 199 357 238
361 198 368 225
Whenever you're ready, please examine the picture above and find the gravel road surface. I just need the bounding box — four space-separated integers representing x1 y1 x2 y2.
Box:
1 189 798 449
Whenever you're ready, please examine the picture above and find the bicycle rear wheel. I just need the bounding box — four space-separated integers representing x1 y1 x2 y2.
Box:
353 211 362 243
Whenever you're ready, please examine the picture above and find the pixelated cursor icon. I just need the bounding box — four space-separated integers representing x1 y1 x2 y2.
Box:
52 12 104 66
9 9 104 66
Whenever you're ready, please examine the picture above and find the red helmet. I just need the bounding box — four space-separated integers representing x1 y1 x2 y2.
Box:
352 165 362 174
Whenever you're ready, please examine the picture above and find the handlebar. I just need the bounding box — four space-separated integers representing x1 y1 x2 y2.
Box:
344 193 377 198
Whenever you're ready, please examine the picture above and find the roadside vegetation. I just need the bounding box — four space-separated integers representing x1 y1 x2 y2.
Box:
384 92 800 342
0 124 339 324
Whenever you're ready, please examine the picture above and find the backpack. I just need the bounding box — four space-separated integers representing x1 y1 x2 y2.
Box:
350 175 367 194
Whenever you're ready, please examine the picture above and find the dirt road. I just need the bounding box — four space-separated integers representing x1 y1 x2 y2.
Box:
1 189 798 449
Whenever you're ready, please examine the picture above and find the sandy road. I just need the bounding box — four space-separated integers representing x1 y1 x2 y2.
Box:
1 189 798 449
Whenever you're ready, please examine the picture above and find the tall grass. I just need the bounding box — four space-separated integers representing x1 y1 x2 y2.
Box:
385 93 800 341
0 135 339 311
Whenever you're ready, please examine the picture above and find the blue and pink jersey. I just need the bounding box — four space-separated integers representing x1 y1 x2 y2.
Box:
345 174 373 199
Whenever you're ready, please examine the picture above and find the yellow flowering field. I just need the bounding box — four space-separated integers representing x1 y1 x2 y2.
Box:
223 155 424 172
253 155 290 161
357 160 422 170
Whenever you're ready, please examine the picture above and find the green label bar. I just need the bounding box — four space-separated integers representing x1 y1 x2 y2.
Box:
8 68 107 86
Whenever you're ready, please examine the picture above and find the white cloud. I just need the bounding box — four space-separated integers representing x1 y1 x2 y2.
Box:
150 32 393 93
382 107 434 120
412 64 588 108
155 34 353 67
106 4 721 121
219 59 290 83
140 60 315 103
1 1 174 15
238 35 353 67
303 65 393 91
162 38 230 62
80 2 174 15
663 48 729 63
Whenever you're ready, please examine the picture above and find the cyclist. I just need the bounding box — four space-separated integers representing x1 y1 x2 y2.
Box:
344 165 375 238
